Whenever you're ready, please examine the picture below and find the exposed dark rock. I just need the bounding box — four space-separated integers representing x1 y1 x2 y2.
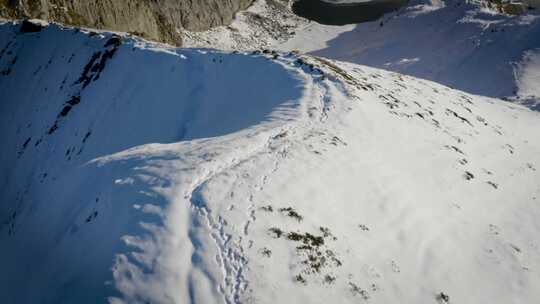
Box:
19 19 44 33
436 292 450 303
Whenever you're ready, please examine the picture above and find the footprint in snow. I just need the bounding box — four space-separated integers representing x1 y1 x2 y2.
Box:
390 260 400 273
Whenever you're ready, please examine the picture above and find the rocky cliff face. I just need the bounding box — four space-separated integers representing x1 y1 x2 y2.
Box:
0 0 254 45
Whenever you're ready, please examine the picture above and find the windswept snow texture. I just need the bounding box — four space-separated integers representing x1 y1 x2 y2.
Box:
302 0 540 104
2 20 540 304
515 48 540 110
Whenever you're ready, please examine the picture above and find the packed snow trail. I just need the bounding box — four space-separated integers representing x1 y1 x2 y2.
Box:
1 21 540 304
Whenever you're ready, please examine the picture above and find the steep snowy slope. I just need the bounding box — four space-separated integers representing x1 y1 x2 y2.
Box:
0 20 309 303
2 20 540 304
305 0 540 107
186 0 540 110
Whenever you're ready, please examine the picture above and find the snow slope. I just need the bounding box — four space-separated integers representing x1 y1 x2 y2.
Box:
2 20 540 304
183 0 309 51
183 0 355 53
185 0 540 110
308 0 540 107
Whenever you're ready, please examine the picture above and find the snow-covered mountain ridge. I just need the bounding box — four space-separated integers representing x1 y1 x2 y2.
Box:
1 19 540 304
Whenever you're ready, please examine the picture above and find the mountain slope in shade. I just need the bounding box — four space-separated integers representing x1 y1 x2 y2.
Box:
1 20 540 304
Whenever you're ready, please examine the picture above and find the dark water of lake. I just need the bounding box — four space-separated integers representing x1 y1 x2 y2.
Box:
292 0 408 25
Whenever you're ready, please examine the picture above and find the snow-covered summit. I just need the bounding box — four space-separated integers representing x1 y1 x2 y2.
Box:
1 19 540 304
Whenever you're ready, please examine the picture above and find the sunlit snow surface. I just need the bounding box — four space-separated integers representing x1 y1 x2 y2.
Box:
288 0 540 101
1 19 540 304
186 0 540 109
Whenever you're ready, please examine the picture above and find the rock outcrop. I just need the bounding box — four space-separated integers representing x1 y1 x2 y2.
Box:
0 0 254 45
480 0 539 15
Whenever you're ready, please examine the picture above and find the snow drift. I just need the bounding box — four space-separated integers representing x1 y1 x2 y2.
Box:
1 20 540 304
